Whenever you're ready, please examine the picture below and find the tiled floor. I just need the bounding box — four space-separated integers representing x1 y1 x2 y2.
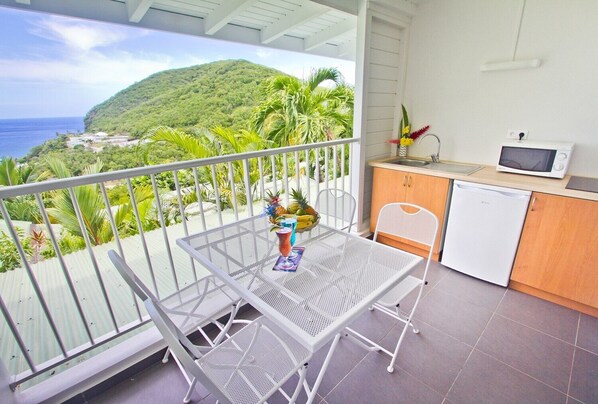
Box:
84 261 598 403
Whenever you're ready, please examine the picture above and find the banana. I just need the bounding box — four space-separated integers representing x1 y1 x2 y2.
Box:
296 221 313 229
296 215 314 222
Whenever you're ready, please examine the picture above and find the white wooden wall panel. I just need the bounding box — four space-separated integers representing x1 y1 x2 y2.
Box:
366 143 391 158
367 106 394 120
367 118 394 132
369 64 399 79
368 78 397 93
369 48 400 66
369 32 401 51
367 130 392 144
368 93 397 107
359 15 403 225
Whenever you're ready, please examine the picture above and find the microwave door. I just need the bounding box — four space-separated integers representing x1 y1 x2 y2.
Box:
499 147 556 172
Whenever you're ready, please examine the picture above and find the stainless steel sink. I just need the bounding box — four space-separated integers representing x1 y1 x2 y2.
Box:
389 158 430 167
425 162 483 175
389 158 482 175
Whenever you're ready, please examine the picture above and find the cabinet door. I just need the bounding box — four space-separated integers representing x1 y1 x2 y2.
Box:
511 193 598 308
405 172 450 254
370 168 449 259
370 168 409 233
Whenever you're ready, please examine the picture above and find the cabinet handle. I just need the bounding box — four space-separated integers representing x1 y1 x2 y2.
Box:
403 175 408 187
407 175 413 187
530 196 537 211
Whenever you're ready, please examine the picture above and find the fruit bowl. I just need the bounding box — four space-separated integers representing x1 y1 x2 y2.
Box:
295 214 320 233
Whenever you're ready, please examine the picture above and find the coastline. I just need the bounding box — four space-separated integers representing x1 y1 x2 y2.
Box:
0 116 85 158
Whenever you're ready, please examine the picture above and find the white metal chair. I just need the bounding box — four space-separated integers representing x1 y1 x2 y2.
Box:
369 203 438 373
314 188 357 232
108 250 250 403
144 297 311 403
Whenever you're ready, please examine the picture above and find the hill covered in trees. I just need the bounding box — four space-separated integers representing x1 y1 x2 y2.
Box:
84 60 286 136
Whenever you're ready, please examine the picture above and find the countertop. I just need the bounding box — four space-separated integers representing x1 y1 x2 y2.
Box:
369 157 598 202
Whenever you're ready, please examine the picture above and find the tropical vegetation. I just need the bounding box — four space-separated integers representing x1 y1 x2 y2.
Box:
0 60 354 273
84 60 283 136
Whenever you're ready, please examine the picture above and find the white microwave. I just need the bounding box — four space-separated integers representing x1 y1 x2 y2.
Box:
497 141 574 179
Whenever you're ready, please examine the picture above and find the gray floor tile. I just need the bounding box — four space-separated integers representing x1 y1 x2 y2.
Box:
569 348 598 404
85 265 595 404
477 314 574 392
412 259 451 289
577 314 598 355
391 260 450 314
90 359 206 404
303 336 368 397
347 306 398 344
435 269 507 311
447 350 567 404
378 319 472 395
497 290 579 343
414 288 493 346
324 352 443 404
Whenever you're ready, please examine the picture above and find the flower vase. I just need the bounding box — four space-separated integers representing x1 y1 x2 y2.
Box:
398 145 407 158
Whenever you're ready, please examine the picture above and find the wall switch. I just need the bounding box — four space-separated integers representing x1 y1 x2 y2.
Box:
507 130 528 140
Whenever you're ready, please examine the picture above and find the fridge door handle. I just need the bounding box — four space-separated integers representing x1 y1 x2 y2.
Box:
454 183 529 199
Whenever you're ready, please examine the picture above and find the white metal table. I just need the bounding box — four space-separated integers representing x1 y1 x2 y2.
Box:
177 215 422 403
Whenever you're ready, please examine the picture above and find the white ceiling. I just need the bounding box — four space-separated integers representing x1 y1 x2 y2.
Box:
1 0 419 61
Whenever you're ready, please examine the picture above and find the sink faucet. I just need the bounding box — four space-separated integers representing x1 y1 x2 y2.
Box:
418 133 441 163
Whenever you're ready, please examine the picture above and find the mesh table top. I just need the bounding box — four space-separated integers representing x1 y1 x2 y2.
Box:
177 216 422 352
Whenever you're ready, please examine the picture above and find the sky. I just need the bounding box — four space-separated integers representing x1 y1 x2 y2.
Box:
0 6 355 119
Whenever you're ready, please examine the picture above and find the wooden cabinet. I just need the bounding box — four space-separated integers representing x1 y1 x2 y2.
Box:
510 192 598 314
370 168 450 260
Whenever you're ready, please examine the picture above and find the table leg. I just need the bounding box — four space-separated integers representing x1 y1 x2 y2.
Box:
306 333 341 404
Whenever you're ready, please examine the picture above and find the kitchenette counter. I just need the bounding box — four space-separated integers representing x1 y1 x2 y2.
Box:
369 157 598 202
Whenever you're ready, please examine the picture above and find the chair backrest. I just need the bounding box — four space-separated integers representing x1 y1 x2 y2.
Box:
144 299 229 403
314 188 357 232
108 250 156 302
373 203 438 248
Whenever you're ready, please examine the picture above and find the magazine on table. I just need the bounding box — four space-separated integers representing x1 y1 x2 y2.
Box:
272 247 305 272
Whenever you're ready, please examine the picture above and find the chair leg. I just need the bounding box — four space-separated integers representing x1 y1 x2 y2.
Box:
162 348 171 363
394 306 420 334
387 318 411 373
183 377 197 403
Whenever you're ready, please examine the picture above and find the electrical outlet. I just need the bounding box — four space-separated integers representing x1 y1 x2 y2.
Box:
507 130 528 140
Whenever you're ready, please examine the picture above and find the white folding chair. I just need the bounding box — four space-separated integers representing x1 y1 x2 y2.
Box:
108 250 250 403
371 203 438 373
314 188 357 232
144 298 311 404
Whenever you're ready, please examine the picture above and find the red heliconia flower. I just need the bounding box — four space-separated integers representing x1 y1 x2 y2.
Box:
409 125 430 141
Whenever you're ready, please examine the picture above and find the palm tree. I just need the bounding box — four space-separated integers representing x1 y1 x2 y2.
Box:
0 157 36 186
44 157 112 245
0 157 40 222
146 126 269 209
251 67 354 146
43 158 159 246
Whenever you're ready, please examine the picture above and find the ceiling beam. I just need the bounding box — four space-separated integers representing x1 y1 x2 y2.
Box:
338 38 355 59
370 0 418 18
309 0 358 15
204 0 258 35
126 0 153 23
304 15 356 51
261 1 328 44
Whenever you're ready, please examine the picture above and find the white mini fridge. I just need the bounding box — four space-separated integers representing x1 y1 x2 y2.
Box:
441 181 531 286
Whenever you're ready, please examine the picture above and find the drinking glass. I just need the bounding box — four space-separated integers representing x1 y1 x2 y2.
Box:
275 227 294 270
281 217 298 256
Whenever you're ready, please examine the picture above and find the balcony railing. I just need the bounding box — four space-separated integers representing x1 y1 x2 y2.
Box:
0 138 358 391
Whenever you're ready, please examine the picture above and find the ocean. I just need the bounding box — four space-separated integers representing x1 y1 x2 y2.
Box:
0 116 85 158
